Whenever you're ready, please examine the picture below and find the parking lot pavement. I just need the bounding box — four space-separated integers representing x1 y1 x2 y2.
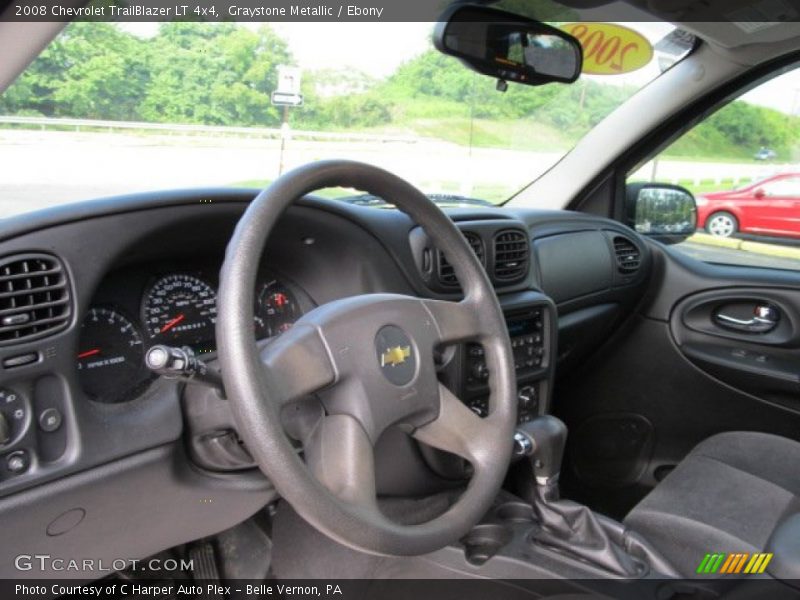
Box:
675 242 800 271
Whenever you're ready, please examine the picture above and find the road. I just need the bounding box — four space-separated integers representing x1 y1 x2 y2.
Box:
0 129 561 215
4 128 793 216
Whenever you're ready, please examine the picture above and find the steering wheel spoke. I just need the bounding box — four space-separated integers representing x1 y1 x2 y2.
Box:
422 297 488 345
260 323 337 406
412 383 496 467
304 414 378 510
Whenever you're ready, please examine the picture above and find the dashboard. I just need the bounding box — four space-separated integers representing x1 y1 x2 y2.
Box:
76 263 311 404
0 188 652 577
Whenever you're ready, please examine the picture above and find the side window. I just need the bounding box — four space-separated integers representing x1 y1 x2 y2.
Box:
627 67 800 271
761 177 800 197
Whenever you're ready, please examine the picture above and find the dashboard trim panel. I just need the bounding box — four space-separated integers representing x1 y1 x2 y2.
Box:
0 188 653 573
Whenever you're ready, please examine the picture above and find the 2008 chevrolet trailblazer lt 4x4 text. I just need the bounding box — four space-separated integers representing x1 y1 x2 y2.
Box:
1 1 800 598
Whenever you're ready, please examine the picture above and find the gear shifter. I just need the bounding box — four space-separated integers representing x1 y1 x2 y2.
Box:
514 416 676 577
515 415 566 488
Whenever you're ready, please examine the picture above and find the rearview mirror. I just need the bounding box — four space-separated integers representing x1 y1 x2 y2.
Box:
434 5 583 87
627 183 697 245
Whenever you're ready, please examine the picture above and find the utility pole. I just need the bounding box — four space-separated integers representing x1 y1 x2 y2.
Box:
271 66 304 178
279 105 289 176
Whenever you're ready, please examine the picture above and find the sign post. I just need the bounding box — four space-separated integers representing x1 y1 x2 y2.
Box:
272 66 303 175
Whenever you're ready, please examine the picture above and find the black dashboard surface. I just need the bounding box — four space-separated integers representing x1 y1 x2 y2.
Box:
0 190 648 464
0 187 652 576
0 188 652 483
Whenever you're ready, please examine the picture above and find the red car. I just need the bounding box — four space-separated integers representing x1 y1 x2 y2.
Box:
697 173 800 238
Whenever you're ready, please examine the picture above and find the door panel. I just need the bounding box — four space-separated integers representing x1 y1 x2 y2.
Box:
671 288 800 408
554 243 800 519
759 177 800 236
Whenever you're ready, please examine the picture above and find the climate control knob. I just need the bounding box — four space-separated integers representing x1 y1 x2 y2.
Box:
0 388 26 448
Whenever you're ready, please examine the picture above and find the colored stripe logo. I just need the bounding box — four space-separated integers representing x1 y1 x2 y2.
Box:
696 552 773 574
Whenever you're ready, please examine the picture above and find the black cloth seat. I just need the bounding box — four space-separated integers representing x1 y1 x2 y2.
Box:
624 431 800 578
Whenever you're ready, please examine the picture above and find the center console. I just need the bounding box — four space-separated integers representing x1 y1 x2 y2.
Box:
457 291 556 423
418 415 682 589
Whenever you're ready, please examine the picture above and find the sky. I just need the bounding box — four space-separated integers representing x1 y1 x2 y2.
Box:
272 22 433 77
120 22 434 77
121 21 674 83
742 69 800 115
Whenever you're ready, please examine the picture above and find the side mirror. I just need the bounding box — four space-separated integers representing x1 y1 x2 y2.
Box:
754 188 766 199
434 4 583 87
626 183 697 245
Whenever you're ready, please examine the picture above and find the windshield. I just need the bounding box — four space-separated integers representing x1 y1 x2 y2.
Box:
0 20 685 217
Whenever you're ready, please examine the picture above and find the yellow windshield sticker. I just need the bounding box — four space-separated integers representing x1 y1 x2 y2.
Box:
562 23 654 75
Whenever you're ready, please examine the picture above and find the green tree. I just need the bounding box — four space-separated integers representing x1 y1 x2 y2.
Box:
139 23 291 126
4 20 798 161
52 23 150 120
0 22 148 119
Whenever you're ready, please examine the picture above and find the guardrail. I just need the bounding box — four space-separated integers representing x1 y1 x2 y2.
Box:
632 157 796 189
0 115 421 144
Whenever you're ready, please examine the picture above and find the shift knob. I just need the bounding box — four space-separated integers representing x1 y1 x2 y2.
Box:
515 415 567 486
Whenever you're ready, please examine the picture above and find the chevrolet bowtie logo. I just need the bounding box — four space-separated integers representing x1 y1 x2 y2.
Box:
381 345 411 367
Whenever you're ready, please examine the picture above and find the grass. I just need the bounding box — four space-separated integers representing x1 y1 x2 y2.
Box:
230 179 271 189
230 180 365 200
661 154 764 165
678 178 752 195
404 117 573 152
236 175 773 206
664 127 769 162
230 179 511 204
628 177 755 196
2 118 785 164
416 179 512 203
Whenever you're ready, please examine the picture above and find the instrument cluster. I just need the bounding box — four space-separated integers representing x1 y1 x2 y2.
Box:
76 269 308 404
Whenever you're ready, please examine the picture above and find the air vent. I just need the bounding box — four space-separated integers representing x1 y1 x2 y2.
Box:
438 231 484 286
613 236 642 274
493 229 529 282
0 254 71 345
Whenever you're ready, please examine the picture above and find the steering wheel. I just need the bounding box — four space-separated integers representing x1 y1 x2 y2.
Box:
217 160 516 555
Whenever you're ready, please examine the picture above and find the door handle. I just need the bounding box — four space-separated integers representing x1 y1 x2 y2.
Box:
714 304 780 333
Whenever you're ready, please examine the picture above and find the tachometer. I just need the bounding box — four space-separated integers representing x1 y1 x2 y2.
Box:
142 274 217 348
77 307 149 403
255 280 300 338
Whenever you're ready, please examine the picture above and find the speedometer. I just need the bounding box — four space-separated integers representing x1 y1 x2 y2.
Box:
141 274 217 348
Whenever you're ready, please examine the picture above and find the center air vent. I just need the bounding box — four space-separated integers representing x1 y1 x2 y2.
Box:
438 231 484 286
613 236 642 274
493 229 529 282
0 254 71 345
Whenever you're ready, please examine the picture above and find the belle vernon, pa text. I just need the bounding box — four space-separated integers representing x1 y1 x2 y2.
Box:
17 583 344 597
45 3 385 18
